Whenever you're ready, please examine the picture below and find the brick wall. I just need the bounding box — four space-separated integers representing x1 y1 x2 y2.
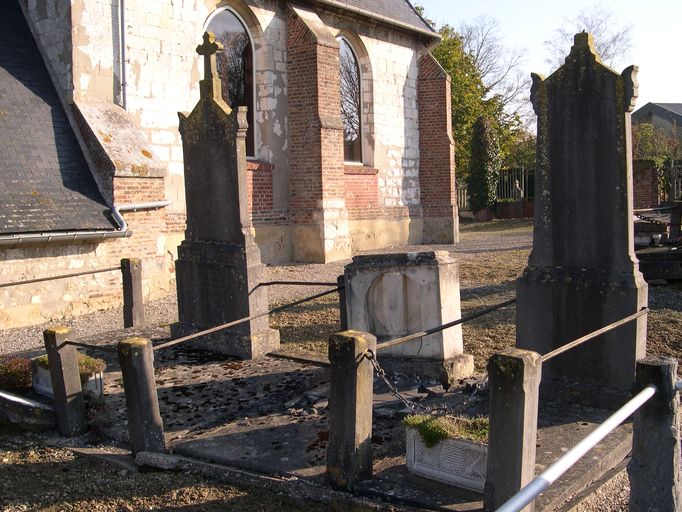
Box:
344 166 379 218
633 160 660 209
417 52 458 243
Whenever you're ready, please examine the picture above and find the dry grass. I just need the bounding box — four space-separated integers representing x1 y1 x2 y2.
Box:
270 220 681 374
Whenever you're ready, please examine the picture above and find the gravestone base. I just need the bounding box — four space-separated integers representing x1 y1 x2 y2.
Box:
517 266 647 409
377 354 474 388
170 323 280 359
173 239 279 359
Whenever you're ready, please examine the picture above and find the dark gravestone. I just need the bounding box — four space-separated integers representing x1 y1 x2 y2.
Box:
172 32 279 358
517 33 647 408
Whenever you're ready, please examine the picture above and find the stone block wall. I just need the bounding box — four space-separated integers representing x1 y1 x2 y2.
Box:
17 0 452 269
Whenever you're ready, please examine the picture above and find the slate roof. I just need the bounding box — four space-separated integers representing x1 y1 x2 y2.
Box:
312 0 437 37
633 102 682 124
0 1 116 235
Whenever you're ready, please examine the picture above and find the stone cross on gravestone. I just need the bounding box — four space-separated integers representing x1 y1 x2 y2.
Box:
196 31 222 99
516 32 647 409
171 31 279 359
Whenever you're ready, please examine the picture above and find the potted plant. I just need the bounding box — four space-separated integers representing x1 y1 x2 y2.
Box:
404 414 488 492
32 352 106 398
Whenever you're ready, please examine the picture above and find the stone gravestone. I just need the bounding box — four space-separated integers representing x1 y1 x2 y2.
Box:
172 32 279 358
345 252 473 386
517 33 647 408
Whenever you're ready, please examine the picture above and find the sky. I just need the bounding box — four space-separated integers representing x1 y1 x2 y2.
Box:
415 0 682 112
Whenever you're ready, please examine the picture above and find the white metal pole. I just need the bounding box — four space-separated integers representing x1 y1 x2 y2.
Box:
496 385 657 512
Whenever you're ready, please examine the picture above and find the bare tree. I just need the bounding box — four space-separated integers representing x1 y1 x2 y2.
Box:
339 39 361 160
458 16 530 125
544 6 633 70
215 31 249 108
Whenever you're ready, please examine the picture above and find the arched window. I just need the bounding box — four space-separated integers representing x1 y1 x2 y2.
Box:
338 37 362 163
207 9 255 157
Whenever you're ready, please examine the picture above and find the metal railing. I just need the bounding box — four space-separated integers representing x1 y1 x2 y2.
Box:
0 265 121 288
497 384 657 512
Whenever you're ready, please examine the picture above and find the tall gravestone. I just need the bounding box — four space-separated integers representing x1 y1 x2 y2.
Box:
517 33 647 408
172 32 279 358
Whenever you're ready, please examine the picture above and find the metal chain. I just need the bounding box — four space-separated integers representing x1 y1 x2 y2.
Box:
635 212 671 226
365 349 431 414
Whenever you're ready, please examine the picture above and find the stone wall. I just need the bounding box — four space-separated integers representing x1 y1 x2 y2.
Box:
0 176 173 329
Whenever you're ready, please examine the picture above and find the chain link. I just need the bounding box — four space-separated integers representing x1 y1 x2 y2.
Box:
365 349 433 414
635 212 671 226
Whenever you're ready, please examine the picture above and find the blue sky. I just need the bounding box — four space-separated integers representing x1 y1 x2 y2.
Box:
415 0 682 111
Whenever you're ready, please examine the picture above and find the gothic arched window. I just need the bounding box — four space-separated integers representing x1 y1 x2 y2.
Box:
207 9 255 157
338 37 362 163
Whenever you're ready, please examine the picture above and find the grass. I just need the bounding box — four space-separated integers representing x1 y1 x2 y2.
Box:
404 414 489 446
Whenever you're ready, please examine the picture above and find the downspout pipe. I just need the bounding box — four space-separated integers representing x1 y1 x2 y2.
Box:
0 201 169 248
118 0 127 109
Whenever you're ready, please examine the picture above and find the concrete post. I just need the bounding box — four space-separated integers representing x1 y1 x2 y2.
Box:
117 337 166 454
484 348 542 512
326 330 376 491
337 275 347 331
628 356 681 512
121 258 144 328
43 327 87 436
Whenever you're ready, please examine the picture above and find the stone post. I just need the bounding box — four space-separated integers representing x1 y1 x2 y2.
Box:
484 348 542 512
670 205 681 242
117 337 166 454
337 275 347 331
327 330 376 491
121 258 144 328
628 356 681 512
43 327 87 436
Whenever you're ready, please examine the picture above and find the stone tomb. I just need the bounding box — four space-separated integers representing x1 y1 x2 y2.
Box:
344 251 473 385
172 33 279 358
517 33 647 408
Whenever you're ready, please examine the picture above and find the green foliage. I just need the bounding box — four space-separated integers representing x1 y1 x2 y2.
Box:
34 352 106 385
632 122 680 191
404 414 489 447
468 115 501 211
0 358 32 390
428 22 532 180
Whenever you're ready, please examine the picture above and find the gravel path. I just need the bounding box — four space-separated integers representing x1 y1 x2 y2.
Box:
0 221 532 356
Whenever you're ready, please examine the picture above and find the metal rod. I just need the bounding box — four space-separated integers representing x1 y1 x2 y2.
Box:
496 384 657 512
376 298 516 351
257 280 341 287
0 266 122 289
540 308 649 362
153 287 341 352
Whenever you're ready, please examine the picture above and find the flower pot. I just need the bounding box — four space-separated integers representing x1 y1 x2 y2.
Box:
31 363 103 399
405 427 487 492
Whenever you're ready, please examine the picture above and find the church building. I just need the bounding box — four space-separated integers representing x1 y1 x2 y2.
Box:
0 0 458 328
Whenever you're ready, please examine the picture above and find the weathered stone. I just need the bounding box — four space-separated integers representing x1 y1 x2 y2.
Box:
135 451 179 471
517 33 647 407
327 330 376 492
628 356 682 512
172 32 279 358
345 251 473 386
117 337 166 455
121 258 144 328
484 349 541 512
43 326 87 436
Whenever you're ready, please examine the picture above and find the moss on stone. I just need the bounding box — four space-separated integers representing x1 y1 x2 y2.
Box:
33 352 106 385
403 414 489 447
